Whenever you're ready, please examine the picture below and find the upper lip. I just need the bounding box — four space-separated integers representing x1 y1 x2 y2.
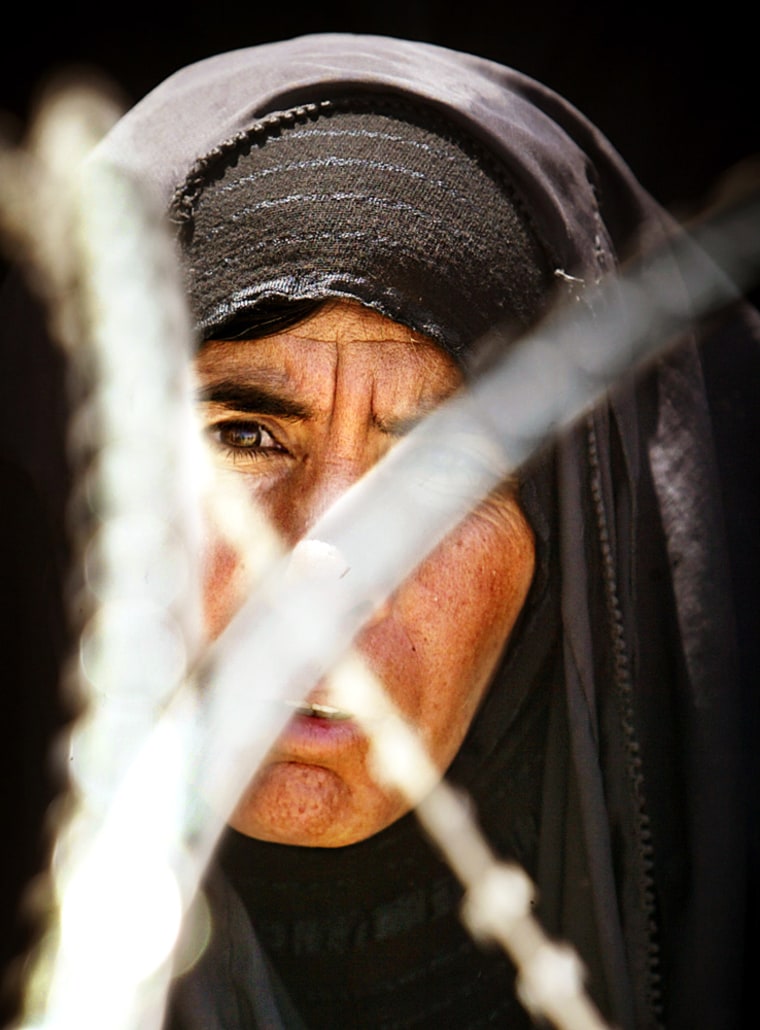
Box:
284 699 353 721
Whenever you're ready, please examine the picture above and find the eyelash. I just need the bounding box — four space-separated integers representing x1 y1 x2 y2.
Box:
208 420 288 462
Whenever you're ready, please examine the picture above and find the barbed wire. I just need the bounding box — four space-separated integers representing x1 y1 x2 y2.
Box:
1 74 758 1030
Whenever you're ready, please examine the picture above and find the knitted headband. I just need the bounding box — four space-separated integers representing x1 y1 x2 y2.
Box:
171 97 553 360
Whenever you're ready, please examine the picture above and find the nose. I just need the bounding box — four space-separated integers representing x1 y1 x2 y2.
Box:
279 453 373 545
285 536 395 637
282 443 395 635
274 437 395 631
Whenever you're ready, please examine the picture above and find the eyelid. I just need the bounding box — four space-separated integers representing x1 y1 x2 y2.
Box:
200 397 289 436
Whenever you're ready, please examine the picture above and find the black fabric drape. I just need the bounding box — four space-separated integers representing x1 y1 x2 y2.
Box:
1 33 757 1029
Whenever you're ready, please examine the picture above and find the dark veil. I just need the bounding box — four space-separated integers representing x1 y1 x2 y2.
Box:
1 34 757 1029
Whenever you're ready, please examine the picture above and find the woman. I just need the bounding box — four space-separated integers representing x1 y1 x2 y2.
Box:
2 33 757 1030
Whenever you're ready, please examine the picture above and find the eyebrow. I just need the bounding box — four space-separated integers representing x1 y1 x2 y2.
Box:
377 397 448 436
196 380 312 420
378 411 427 436
197 379 451 434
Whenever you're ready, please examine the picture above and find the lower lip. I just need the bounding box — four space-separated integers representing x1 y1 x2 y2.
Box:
276 710 364 755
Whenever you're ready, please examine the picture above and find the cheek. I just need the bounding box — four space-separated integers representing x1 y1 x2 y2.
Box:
416 501 535 666
199 481 286 641
202 534 247 641
360 497 535 764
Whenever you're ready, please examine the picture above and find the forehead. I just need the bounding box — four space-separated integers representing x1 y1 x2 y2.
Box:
194 302 463 405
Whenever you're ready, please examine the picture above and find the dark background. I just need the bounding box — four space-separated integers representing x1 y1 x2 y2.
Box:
1 1 758 214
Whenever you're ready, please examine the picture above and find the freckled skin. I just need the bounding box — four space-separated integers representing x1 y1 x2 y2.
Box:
250 764 356 839
195 300 535 847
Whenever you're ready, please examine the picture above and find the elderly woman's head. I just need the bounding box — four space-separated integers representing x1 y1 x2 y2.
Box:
180 98 553 846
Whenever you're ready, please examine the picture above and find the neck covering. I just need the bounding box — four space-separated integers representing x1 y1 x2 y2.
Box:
1 32 757 1030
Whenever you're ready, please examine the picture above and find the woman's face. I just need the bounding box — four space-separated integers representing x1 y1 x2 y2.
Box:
195 301 535 847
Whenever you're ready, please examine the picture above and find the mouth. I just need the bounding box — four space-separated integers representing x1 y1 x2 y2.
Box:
284 699 353 722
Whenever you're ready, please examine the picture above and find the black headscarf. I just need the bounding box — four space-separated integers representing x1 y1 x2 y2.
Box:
1 33 757 1030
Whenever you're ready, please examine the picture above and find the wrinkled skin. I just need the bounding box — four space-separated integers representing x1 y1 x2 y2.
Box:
195 301 535 847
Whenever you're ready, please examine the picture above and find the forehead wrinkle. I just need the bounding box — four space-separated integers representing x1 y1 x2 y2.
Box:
284 333 411 431
281 336 341 425
279 334 418 443
325 336 376 443
198 337 333 422
197 304 463 433
369 339 463 433
196 339 294 389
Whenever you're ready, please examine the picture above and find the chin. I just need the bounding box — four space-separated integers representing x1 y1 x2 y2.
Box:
228 760 407 848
